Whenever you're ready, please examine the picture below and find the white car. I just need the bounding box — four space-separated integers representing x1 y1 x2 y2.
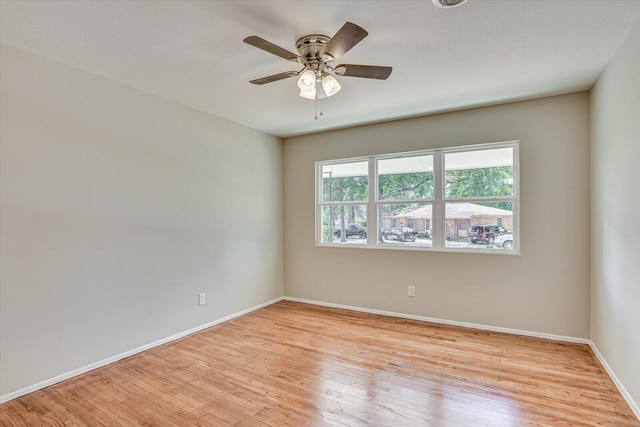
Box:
494 232 513 250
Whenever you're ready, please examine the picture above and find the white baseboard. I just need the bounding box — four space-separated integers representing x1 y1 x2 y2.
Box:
283 296 590 344
589 342 640 420
283 296 639 421
0 297 284 404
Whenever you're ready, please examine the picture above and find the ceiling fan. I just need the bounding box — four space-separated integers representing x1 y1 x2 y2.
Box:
243 22 392 100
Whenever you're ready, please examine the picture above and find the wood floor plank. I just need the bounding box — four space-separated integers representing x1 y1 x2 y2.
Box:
1 300 637 426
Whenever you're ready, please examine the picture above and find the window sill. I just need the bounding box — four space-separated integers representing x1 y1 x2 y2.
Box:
316 242 520 256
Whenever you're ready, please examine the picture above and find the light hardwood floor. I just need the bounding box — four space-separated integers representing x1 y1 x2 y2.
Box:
1 300 638 426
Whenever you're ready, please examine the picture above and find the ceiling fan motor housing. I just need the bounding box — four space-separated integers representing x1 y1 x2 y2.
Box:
295 35 332 65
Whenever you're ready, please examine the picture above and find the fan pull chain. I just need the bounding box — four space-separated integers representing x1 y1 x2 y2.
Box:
314 99 324 120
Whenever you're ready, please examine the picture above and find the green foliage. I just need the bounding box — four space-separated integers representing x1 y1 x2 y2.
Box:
322 176 368 202
379 172 434 201
376 172 434 216
321 221 334 243
446 167 513 210
322 176 368 228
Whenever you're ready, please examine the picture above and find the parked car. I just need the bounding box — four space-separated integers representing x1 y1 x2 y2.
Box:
334 223 367 238
382 227 418 242
494 232 514 250
468 225 508 244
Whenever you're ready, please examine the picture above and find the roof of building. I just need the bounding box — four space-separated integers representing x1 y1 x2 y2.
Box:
391 202 513 219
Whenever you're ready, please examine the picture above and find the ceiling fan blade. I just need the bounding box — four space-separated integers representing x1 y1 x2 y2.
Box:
243 36 300 62
334 64 392 80
321 22 368 61
249 71 300 85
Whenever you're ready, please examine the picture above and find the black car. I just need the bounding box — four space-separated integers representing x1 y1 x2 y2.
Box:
468 225 508 244
334 223 367 238
382 227 418 242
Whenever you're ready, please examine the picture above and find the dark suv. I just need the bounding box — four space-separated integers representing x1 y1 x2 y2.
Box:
334 223 367 238
468 225 508 244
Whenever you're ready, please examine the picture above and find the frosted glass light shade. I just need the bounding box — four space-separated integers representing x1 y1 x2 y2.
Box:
297 69 316 91
321 74 341 97
299 88 316 99
316 81 328 99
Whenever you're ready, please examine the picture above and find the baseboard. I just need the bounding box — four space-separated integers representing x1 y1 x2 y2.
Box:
283 296 590 344
589 342 640 420
0 296 284 404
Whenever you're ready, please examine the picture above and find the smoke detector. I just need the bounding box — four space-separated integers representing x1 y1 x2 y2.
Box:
433 0 469 8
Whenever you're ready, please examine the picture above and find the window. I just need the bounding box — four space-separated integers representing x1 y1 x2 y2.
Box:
316 141 519 253
320 161 368 245
443 146 516 250
377 154 434 248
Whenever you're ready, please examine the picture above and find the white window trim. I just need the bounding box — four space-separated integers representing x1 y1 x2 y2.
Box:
316 140 520 255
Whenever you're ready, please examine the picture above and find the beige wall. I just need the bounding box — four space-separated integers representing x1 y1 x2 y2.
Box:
590 23 640 408
0 45 283 397
284 93 590 338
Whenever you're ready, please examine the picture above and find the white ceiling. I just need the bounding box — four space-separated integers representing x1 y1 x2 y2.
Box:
1 0 639 138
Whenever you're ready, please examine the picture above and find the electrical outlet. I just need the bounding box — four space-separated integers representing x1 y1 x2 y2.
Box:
408 285 416 297
198 293 206 306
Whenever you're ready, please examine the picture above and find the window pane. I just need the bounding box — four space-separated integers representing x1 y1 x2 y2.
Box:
444 147 514 198
379 204 433 248
321 205 367 245
322 162 368 202
444 202 514 250
378 155 434 200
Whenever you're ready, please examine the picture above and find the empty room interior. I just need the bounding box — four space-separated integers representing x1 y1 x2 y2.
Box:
1 0 639 425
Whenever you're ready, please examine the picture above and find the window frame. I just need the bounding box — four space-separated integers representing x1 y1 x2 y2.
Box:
316 140 520 255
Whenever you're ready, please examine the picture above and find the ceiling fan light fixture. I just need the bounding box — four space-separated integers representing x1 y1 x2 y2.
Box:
297 69 316 91
432 0 469 8
299 88 316 99
316 80 328 99
321 74 341 97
